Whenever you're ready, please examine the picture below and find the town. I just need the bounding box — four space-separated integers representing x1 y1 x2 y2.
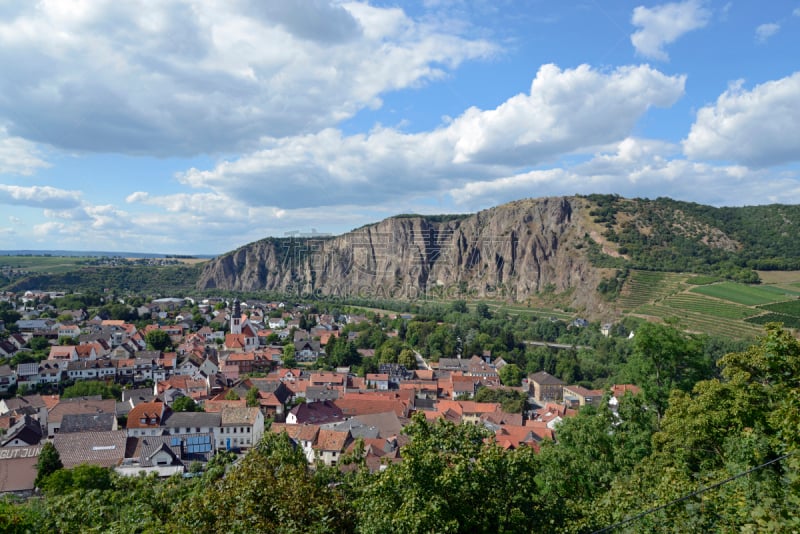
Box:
0 289 642 494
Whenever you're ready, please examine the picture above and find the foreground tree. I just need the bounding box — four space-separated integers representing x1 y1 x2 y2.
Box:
174 432 352 532
590 324 800 532
352 412 543 533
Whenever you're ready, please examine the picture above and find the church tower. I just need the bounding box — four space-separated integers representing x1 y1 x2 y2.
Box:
231 298 242 335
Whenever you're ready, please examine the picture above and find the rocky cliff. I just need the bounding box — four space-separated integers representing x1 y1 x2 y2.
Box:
197 196 617 315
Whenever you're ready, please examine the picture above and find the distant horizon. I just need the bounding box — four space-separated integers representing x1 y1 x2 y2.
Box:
0 249 217 259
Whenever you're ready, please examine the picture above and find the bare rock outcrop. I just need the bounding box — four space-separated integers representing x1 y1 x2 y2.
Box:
196 196 609 314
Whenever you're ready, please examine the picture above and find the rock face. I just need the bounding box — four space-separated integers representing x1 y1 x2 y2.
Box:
197 196 608 312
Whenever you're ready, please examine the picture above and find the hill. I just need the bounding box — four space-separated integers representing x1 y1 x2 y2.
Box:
196 195 800 319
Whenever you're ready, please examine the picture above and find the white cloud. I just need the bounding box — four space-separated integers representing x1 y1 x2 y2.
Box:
0 1 496 156
683 72 800 167
449 137 789 209
794 7 800 16
0 127 49 175
631 0 711 60
0 184 81 208
176 64 684 209
755 23 780 43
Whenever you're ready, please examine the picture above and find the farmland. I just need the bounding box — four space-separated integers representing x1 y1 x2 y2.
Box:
691 282 800 306
616 270 800 340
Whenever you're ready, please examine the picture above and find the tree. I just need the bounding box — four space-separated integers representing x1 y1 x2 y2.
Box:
35 442 63 488
175 431 353 532
224 389 240 401
475 302 491 319
41 464 112 495
172 395 202 412
589 325 800 531
246 386 260 407
28 336 50 351
622 322 711 419
474 387 527 413
450 300 468 314
145 329 172 352
398 348 417 370
498 363 523 386
283 343 295 366
352 412 544 532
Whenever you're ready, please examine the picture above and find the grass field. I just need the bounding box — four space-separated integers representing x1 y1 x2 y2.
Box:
691 282 800 306
0 255 92 274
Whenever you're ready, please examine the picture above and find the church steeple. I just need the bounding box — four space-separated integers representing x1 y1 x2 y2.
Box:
231 298 242 334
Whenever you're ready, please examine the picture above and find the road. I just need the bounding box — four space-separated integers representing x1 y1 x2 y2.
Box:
414 350 432 371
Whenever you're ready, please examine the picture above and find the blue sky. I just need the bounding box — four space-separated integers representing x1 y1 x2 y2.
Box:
1 0 799 255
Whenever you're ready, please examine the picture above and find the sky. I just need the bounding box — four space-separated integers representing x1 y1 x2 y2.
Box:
1 0 799 255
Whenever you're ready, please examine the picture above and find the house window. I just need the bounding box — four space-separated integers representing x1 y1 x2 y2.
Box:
140 418 147 424
196 427 200 433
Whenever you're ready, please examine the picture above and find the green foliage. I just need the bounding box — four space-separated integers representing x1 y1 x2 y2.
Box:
474 386 527 413
35 442 63 489
590 324 800 531
0 496 43 532
175 431 353 532
224 389 240 401
581 195 800 278
61 380 121 400
27 336 50 351
246 386 260 407
691 282 800 306
0 306 21 326
40 464 113 495
597 269 628 299
145 329 172 351
397 348 416 369
537 393 657 530
6 264 202 294
498 363 523 386
747 313 800 329
2 325 799 532
172 395 202 412
758 299 800 316
352 412 543 533
622 322 712 419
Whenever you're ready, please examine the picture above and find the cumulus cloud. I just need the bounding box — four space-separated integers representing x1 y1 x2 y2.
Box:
683 72 800 167
0 184 82 208
448 137 784 209
631 0 711 60
176 63 684 209
755 23 780 43
0 1 496 156
0 127 49 175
